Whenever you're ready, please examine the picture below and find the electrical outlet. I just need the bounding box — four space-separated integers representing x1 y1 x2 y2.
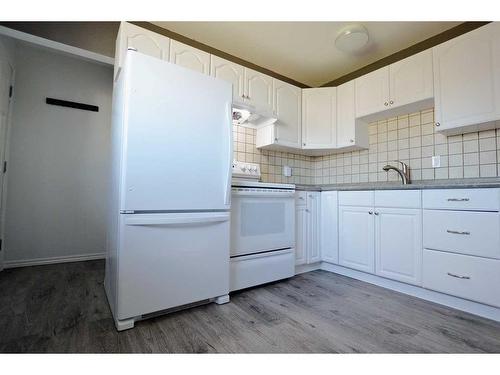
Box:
432 155 441 168
283 165 292 177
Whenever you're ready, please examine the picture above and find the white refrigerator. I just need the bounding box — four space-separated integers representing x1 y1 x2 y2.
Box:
105 50 233 331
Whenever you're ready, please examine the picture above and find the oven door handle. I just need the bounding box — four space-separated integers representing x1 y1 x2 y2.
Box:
231 191 295 198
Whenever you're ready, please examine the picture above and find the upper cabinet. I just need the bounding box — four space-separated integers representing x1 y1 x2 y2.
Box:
302 87 337 149
433 22 500 134
169 40 210 75
273 79 302 148
336 81 368 150
355 50 434 119
210 55 245 103
245 68 274 113
114 22 170 81
355 67 390 118
390 49 433 109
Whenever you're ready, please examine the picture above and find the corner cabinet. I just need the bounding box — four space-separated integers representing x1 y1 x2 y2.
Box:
336 81 369 150
169 40 210 75
114 22 171 81
433 22 500 134
302 88 337 150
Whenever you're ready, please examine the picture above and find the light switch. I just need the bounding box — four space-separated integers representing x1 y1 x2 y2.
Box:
283 165 292 177
432 155 441 168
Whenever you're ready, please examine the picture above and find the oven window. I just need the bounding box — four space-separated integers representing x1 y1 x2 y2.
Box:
241 202 285 236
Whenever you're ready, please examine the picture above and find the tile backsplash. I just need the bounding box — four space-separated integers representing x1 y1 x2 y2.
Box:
233 108 500 186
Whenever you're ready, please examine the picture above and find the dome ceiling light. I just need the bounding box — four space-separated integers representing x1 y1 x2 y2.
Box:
335 24 369 53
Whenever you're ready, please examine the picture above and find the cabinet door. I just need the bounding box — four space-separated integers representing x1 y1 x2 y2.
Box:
336 81 356 148
302 88 336 149
375 208 422 285
355 67 390 118
273 79 301 148
245 68 273 113
433 23 500 131
115 22 170 80
338 206 375 273
295 205 308 266
169 40 210 75
320 191 338 264
307 192 321 264
210 55 245 103
389 49 433 109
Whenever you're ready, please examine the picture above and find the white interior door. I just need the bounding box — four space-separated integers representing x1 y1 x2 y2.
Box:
0 57 13 270
121 51 232 211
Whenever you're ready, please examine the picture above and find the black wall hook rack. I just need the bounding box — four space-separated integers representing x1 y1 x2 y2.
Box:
46 98 99 112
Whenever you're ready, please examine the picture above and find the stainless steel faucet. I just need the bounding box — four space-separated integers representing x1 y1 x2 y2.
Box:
383 161 411 185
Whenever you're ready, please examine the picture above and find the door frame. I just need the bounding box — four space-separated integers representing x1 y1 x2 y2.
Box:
0 46 15 271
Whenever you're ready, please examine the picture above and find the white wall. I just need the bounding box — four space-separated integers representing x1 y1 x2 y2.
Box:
4 42 113 265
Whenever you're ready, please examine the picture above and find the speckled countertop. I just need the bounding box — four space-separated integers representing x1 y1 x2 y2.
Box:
295 177 500 191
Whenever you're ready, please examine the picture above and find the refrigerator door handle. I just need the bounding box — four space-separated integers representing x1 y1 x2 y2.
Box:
125 213 230 226
224 102 233 208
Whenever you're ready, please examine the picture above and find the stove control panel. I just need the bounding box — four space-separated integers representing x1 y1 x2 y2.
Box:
232 160 261 180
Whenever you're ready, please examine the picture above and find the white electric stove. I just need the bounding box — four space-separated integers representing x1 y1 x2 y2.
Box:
229 161 296 291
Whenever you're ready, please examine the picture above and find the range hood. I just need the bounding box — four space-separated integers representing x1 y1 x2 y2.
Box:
232 102 277 128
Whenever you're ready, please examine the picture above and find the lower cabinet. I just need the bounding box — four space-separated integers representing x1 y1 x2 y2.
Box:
320 191 338 264
375 208 422 285
338 206 375 273
295 191 320 266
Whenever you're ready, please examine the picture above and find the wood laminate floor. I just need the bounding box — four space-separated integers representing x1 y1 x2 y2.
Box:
1 260 500 353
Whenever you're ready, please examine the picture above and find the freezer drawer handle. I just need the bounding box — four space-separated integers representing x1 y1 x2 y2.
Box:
446 229 470 235
126 215 229 226
447 272 471 280
447 198 469 202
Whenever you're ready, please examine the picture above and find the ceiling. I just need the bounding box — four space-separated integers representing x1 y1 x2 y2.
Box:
153 22 461 87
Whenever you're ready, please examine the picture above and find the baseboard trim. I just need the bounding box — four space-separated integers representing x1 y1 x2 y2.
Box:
320 262 500 322
4 252 106 269
295 262 321 275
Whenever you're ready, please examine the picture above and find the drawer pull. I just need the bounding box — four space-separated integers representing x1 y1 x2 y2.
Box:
446 229 470 235
447 198 470 202
447 272 471 280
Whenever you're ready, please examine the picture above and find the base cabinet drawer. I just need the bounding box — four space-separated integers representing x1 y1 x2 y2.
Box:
423 249 500 308
423 210 500 259
423 188 500 211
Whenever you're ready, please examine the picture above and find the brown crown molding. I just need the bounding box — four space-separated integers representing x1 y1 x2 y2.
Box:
320 21 491 87
129 21 310 89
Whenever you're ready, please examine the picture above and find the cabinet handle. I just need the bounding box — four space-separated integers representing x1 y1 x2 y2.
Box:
241 94 246 99
435 122 441 127
303 143 306 146
349 139 354 143
274 137 278 142
447 272 471 280
306 209 310 213
446 229 470 235
374 212 379 215
298 196 305 200
368 211 373 215
384 102 389 106
447 198 469 202
389 100 394 105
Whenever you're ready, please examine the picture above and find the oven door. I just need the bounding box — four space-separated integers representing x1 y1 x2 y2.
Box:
230 189 295 257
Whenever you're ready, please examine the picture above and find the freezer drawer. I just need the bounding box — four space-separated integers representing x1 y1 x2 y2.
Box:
116 212 230 320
